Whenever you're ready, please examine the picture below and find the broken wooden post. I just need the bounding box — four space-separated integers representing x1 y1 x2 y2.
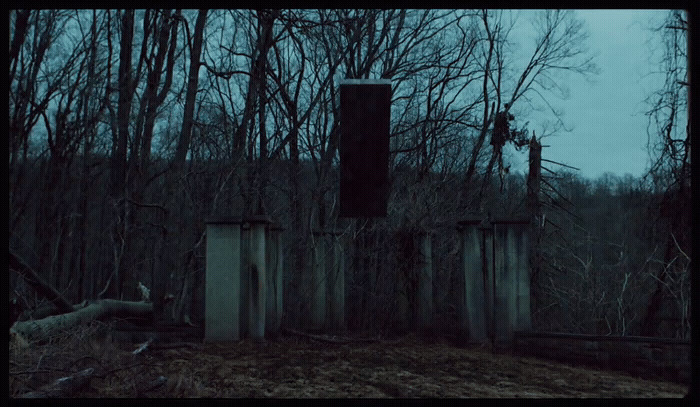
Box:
266 222 284 337
248 215 271 341
328 229 345 332
417 230 433 332
457 218 487 343
311 230 327 331
205 217 243 341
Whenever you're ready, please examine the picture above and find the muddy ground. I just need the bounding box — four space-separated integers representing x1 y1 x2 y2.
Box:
9 323 688 398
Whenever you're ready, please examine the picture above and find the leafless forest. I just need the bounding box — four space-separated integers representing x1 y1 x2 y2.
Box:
9 9 690 397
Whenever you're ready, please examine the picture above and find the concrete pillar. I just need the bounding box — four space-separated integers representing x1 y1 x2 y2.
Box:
457 218 487 343
493 221 510 343
311 230 326 331
205 217 242 341
417 231 433 332
247 215 271 341
482 221 495 342
394 230 412 334
514 223 532 332
266 223 284 337
493 219 530 344
328 230 345 332
240 224 250 337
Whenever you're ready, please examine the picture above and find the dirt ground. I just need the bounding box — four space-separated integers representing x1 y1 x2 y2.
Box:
9 324 688 398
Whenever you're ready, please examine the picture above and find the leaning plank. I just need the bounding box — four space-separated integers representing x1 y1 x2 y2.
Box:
19 368 95 398
11 300 153 343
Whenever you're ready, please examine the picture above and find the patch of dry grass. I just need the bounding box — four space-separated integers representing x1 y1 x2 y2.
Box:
9 327 688 398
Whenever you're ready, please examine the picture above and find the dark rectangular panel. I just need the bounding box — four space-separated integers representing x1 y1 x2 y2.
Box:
339 80 391 217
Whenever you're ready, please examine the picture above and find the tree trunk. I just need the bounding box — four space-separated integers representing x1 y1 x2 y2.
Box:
155 9 208 324
11 300 153 343
110 9 135 300
174 9 208 165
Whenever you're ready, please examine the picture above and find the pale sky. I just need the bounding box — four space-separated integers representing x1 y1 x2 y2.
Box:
505 9 676 181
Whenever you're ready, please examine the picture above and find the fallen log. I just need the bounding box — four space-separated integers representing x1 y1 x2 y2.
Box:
9 251 74 314
11 300 153 343
18 368 95 398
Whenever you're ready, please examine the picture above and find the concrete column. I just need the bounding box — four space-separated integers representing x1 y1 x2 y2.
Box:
417 231 433 332
482 221 495 342
328 230 345 332
266 223 284 336
514 223 532 332
205 217 242 342
248 215 271 341
493 219 530 344
394 230 412 334
493 221 510 343
457 218 487 343
239 224 250 337
311 230 326 331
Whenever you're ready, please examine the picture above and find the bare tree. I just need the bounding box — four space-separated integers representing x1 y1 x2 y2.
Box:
640 10 690 337
460 10 598 211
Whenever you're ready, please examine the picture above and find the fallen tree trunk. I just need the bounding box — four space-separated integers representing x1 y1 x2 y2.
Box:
9 251 75 314
11 300 153 343
19 301 89 322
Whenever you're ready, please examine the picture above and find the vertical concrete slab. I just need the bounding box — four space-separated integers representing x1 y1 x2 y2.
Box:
239 224 250 338
205 217 242 342
481 220 495 343
457 219 487 342
493 219 530 344
395 231 412 333
248 215 270 341
329 230 345 332
311 231 326 331
505 225 519 340
266 223 284 336
514 224 532 331
493 222 510 343
274 228 284 333
417 231 433 332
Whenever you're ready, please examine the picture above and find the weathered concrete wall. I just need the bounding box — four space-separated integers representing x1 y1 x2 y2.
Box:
457 219 486 342
512 224 531 332
482 222 495 341
310 231 326 331
265 224 283 336
239 226 250 337
417 231 433 332
248 217 269 341
514 332 690 384
205 219 242 341
328 231 345 332
493 220 531 344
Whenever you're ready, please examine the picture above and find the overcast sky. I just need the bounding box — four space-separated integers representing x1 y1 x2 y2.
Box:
505 9 675 181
